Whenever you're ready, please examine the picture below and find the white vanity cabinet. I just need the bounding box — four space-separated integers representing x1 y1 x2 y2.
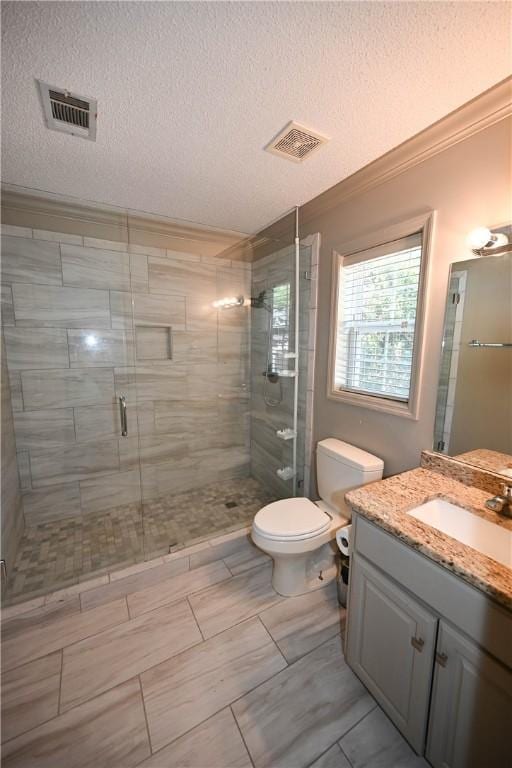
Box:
345 514 512 766
347 555 437 752
426 622 512 768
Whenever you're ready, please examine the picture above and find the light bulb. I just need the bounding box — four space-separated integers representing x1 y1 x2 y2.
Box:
212 296 244 309
467 227 493 250
467 227 509 254
493 232 509 248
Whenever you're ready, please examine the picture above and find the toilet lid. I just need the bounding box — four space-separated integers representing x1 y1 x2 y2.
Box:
253 498 331 540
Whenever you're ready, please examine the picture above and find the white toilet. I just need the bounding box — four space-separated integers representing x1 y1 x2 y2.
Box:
252 438 384 596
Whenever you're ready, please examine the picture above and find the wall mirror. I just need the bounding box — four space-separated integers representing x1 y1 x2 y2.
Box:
434 226 512 478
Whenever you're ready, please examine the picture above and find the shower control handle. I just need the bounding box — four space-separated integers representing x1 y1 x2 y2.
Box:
119 395 128 437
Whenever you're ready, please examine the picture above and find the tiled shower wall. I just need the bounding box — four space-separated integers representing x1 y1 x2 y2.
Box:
1 225 251 526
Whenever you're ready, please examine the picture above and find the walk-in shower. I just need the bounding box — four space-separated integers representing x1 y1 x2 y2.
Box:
1 203 317 604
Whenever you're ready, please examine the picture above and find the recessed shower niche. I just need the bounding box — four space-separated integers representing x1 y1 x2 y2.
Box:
135 326 173 361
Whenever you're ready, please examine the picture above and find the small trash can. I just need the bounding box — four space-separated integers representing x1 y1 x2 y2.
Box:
336 554 349 607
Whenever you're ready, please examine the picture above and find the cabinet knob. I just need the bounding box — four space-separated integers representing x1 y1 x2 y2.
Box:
435 651 448 667
411 636 425 652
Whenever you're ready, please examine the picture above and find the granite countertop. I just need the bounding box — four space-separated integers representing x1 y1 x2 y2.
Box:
455 448 512 478
345 467 512 611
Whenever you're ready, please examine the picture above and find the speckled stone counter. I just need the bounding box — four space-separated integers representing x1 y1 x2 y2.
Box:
345 466 512 612
455 448 512 478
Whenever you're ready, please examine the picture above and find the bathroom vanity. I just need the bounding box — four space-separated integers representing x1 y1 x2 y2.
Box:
344 456 512 768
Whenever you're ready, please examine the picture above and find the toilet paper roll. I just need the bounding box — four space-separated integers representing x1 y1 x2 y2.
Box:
336 525 352 556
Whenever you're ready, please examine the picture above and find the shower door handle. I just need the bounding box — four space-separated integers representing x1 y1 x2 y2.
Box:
119 395 128 437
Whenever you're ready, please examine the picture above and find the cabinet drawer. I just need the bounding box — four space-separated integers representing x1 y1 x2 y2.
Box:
353 514 512 669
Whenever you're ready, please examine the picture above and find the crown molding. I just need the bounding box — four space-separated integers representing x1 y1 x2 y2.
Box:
1 186 247 257
299 76 512 227
2 78 510 257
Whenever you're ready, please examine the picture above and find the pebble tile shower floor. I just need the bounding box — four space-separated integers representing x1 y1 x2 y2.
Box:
5 477 275 604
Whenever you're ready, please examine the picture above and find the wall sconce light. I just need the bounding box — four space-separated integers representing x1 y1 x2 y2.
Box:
467 227 509 256
212 295 245 309
212 291 272 311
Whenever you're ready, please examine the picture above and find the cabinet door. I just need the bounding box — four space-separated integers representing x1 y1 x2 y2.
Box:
426 621 512 768
346 554 437 753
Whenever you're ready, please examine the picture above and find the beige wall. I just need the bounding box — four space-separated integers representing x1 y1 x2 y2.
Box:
449 254 512 455
1 330 24 572
300 116 512 481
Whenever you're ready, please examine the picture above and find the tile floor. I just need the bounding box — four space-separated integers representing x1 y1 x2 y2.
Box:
5 477 275 605
1 528 428 768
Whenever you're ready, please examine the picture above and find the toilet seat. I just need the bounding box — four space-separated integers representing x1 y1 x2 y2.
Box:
253 498 331 541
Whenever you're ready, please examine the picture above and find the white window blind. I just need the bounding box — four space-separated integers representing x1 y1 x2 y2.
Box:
335 233 422 403
270 282 291 372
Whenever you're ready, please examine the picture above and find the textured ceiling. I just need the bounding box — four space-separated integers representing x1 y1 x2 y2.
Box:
1 1 510 234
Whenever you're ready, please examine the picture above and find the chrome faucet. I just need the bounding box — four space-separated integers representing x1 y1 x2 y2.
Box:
485 484 512 517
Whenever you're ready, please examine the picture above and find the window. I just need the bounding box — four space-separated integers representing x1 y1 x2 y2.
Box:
329 214 433 418
270 282 290 373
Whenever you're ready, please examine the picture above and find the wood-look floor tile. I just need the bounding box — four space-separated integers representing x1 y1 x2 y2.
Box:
135 708 252 768
2 677 150 768
232 636 375 768
222 541 270 575
80 557 190 611
2 598 128 671
109 558 165 582
189 531 255 570
141 616 286 752
1 595 46 620
339 706 428 768
61 600 202 711
259 582 345 663
2 598 81 641
44 575 110 605
189 563 282 638
1 651 62 743
128 560 231 618
309 744 351 768
188 546 226 570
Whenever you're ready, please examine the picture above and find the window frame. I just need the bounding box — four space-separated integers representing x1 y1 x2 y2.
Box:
327 211 435 420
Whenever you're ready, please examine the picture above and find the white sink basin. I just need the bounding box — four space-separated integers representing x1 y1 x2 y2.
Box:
407 499 512 568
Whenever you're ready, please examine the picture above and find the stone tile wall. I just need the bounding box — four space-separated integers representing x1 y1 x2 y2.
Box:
1 227 251 524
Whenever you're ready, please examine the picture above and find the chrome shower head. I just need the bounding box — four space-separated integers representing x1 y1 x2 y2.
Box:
250 291 272 311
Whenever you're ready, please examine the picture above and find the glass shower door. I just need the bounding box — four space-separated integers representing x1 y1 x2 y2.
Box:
131 221 254 559
249 211 313 500
1 213 146 603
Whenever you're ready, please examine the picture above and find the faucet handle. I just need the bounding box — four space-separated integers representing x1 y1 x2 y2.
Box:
501 483 512 499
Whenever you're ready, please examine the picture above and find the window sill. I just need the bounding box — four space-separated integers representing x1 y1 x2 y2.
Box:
327 387 419 420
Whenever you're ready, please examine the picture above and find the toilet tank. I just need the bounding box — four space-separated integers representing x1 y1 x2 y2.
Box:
316 438 384 514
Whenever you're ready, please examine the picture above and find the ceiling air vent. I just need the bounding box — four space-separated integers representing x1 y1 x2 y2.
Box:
265 121 329 163
37 81 97 141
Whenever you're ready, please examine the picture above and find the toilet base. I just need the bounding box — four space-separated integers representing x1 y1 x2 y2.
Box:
271 542 337 597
